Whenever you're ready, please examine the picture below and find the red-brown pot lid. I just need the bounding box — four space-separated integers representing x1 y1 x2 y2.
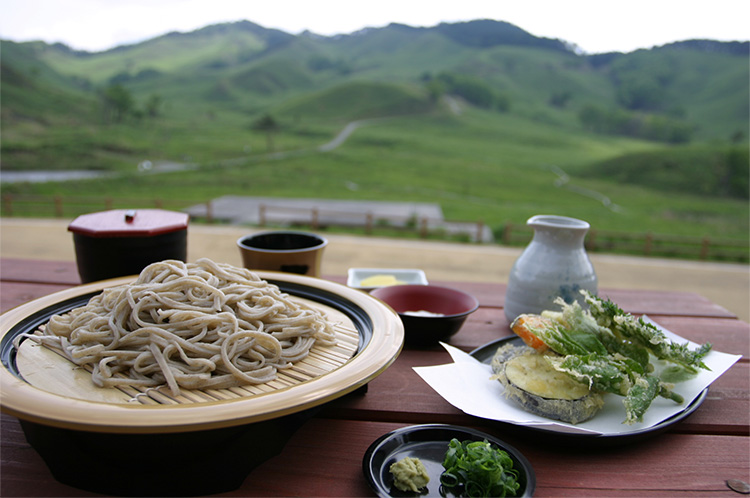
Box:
68 209 189 237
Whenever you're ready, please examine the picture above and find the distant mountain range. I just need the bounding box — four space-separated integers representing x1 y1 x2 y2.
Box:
2 18 748 144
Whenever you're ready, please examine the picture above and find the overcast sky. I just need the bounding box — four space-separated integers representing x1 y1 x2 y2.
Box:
1 0 748 54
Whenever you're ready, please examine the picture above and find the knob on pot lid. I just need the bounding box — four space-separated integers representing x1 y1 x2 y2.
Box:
68 209 189 237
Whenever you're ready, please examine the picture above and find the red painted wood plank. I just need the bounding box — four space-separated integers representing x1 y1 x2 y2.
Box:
648 315 749 360
0 259 80 286
678 362 749 435
517 432 750 496
0 414 99 497
427 281 736 319
5 415 744 497
207 420 750 497
327 277 737 318
598 288 736 319
0 259 747 497
0 282 75 314
1 260 736 319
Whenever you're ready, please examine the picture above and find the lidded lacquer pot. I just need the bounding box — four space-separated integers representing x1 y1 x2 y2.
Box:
68 208 189 283
504 215 597 322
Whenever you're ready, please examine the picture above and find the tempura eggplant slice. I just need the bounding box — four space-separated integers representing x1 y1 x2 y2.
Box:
491 343 604 425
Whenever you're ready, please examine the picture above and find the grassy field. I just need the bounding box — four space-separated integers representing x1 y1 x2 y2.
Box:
3 24 747 267
3 103 747 252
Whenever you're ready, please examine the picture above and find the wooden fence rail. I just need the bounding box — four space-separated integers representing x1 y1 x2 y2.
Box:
1 194 747 263
253 204 468 238
1 194 177 218
500 222 748 263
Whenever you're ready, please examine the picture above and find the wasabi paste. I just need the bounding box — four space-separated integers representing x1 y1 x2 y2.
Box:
389 456 430 492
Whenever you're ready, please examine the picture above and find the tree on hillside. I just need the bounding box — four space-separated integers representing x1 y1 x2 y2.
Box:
101 84 134 123
145 94 163 118
424 72 510 112
616 77 665 111
578 104 693 143
252 113 280 151
724 146 749 198
549 90 572 108
421 73 446 102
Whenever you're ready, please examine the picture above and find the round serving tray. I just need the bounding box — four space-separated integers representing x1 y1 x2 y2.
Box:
0 271 404 434
470 336 708 445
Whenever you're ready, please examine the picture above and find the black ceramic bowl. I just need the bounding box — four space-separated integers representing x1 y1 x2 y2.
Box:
370 284 479 346
363 424 536 497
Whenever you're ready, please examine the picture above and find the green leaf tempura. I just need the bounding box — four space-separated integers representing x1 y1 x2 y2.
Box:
517 291 712 424
582 290 712 372
623 376 661 423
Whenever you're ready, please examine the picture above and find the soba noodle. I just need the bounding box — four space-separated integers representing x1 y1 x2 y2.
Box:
23 258 337 396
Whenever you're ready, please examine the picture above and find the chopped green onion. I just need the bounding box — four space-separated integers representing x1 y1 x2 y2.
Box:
440 438 520 497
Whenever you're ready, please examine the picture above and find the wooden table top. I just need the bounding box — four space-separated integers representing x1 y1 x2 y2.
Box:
1 258 748 497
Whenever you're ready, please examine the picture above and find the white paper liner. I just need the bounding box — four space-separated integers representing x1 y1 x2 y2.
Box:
414 316 741 435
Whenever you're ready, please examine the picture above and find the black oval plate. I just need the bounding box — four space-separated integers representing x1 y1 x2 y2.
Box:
363 424 535 498
470 336 708 445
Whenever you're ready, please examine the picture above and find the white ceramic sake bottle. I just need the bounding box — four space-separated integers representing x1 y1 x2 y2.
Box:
504 215 598 322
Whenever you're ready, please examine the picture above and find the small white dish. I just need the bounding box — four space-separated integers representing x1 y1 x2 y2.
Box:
347 268 428 291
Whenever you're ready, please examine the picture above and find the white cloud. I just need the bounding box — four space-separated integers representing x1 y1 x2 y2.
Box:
1 0 748 53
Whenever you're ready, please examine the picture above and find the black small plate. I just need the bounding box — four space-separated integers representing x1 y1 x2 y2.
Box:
362 424 535 498
470 336 708 445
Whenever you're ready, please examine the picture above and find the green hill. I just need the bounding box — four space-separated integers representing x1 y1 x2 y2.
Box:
278 81 435 121
0 41 94 118
1 19 747 247
27 21 294 84
4 20 746 140
585 145 749 199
